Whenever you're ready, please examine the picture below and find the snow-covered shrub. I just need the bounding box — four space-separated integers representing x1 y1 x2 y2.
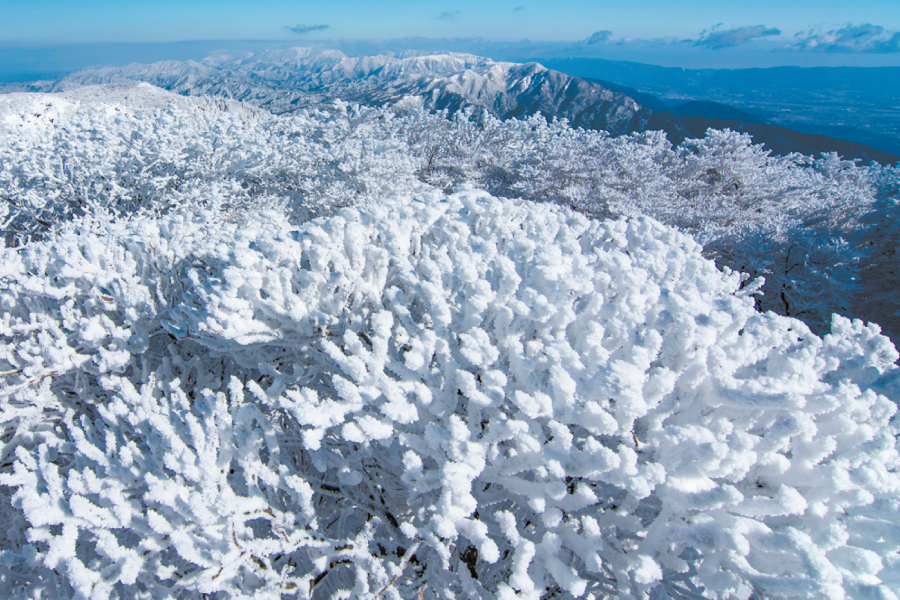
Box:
423 118 883 339
1 190 898 599
0 85 430 245
5 84 888 340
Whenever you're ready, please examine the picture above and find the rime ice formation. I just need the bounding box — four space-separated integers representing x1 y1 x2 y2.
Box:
1 191 898 599
3 84 894 339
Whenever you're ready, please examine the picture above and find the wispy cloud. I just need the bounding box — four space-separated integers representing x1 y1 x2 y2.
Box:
791 24 900 53
613 35 691 47
694 25 780 49
284 24 330 35
436 11 462 22
584 30 612 45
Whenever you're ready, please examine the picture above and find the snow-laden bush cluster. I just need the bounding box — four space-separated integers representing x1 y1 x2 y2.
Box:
0 85 877 242
1 190 898 598
3 84 898 342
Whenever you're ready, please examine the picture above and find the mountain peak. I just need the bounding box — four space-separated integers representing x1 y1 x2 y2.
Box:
43 47 659 138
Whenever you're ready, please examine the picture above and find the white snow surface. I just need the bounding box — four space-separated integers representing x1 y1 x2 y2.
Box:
1 189 899 599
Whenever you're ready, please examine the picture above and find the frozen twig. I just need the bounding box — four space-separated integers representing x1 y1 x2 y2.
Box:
0 371 58 398
371 541 421 599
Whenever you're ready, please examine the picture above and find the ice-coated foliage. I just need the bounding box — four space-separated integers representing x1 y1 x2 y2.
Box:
4 84 898 342
1 190 898 599
0 84 430 243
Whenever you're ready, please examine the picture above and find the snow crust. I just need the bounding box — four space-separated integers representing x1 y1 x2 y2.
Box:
1 190 898 598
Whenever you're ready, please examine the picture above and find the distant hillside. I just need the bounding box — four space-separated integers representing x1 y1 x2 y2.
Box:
668 101 771 124
542 57 900 157
671 114 900 164
582 77 671 112
588 76 899 165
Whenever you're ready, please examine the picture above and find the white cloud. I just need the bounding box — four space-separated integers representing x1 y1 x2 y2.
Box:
584 30 612 45
436 11 462 22
790 24 900 53
694 25 781 49
284 24 329 35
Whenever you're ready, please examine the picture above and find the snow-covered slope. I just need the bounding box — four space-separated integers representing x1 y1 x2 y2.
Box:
42 48 683 138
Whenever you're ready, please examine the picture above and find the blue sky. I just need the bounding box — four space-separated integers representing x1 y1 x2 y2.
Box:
1 0 899 71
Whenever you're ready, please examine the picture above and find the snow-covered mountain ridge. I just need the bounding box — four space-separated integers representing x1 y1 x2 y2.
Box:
22 47 898 164
39 48 679 139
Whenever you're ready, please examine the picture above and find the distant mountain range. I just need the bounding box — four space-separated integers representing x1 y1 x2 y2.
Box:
541 57 900 159
30 49 671 139
568 75 900 163
11 48 898 165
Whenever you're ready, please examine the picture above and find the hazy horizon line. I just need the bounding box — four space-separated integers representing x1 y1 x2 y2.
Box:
2 36 900 82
